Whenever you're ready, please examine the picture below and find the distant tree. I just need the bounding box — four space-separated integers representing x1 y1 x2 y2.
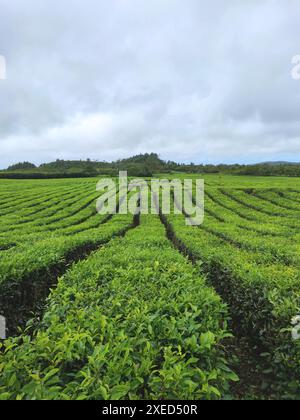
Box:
7 162 37 171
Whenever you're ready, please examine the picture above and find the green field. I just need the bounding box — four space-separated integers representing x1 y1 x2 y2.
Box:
0 175 299 400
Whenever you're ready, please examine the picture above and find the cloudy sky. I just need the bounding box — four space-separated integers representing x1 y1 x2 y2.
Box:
0 0 300 168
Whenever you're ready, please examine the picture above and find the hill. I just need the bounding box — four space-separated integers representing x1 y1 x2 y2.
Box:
1 154 300 178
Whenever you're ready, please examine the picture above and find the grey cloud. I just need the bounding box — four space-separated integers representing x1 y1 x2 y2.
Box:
0 0 300 168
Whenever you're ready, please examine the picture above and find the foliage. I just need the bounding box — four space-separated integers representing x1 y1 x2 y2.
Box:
1 176 300 400
2 154 300 179
166 185 300 398
7 162 37 171
0 216 236 400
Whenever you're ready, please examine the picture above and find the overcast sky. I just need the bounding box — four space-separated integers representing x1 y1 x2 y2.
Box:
0 0 300 168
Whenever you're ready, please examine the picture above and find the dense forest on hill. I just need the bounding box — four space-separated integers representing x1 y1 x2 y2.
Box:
1 153 300 178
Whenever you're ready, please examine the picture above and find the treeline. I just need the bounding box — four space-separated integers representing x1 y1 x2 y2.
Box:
1 155 300 178
236 163 300 177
